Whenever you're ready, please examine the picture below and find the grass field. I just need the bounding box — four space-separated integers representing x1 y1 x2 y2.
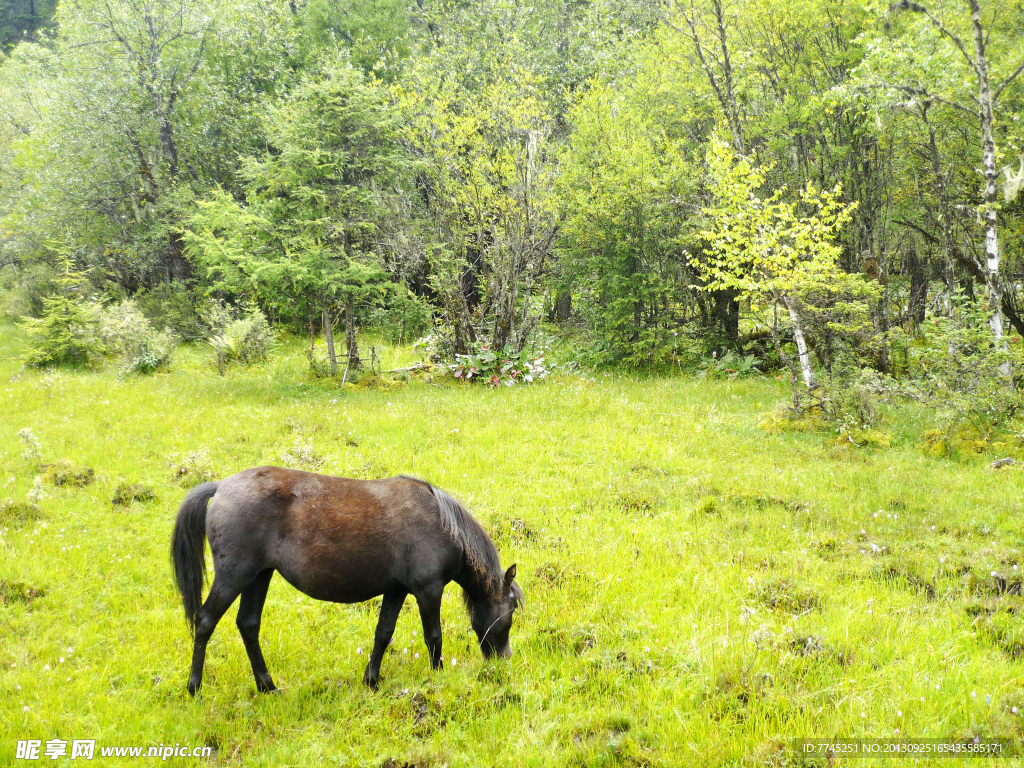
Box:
3 324 1024 766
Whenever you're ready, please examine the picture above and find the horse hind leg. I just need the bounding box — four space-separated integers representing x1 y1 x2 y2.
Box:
236 568 277 693
187 575 244 697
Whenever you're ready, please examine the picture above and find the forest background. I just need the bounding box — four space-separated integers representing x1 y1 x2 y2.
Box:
1 0 1023 444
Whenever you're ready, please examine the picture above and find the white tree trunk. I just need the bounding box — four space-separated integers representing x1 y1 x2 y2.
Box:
783 294 816 389
969 0 1010 375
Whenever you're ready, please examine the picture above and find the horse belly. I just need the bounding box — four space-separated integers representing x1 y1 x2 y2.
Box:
275 556 394 604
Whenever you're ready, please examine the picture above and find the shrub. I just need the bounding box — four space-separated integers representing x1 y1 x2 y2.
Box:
17 428 42 465
20 294 104 368
904 298 1021 437
99 299 177 374
365 291 432 344
823 296 1022 446
27 476 46 505
0 261 59 320
199 298 235 336
134 284 207 341
449 344 549 387
207 303 273 373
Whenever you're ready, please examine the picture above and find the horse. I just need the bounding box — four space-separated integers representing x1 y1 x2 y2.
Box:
170 466 522 696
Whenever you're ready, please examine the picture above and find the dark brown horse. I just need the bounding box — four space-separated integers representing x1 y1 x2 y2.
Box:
171 467 522 695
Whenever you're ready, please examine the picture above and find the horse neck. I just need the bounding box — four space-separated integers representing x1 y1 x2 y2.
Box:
455 553 501 605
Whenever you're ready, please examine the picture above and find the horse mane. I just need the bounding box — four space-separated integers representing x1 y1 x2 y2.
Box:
404 477 503 601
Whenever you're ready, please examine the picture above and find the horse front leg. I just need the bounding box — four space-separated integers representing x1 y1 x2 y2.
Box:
363 589 407 691
415 585 444 672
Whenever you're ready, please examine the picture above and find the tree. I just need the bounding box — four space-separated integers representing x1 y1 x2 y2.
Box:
184 62 407 374
859 0 1024 362
398 59 558 355
695 138 857 397
0 0 57 52
0 0 295 286
297 0 412 82
556 54 698 366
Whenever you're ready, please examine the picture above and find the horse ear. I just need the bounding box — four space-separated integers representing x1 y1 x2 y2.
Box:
504 564 517 586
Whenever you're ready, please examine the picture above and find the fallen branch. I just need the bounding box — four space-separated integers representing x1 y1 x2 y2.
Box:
384 363 435 374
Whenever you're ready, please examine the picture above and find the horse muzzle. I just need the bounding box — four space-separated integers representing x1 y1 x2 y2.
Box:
480 643 512 659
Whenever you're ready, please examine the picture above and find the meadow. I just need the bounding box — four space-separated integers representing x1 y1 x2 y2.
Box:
2 324 1024 767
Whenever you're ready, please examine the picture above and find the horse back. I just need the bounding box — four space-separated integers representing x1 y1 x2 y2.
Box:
206 467 460 602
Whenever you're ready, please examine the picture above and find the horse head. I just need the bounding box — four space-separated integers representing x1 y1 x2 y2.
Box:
470 564 523 659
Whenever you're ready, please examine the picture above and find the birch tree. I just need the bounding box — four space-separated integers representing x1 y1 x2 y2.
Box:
873 1 1024 358
694 138 856 399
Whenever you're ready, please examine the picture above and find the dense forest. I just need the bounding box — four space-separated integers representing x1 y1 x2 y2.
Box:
0 0 1022 430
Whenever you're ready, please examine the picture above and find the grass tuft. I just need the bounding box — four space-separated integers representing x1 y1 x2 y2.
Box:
43 459 95 487
111 482 157 507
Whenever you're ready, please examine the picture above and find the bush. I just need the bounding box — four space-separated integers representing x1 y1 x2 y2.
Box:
365 291 432 344
20 294 104 368
17 428 42 465
449 344 549 387
821 295 1022 447
206 302 274 373
134 284 207 341
0 262 59 320
901 301 1022 445
99 299 177 374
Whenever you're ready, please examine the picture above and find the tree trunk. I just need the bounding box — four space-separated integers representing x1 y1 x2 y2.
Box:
782 294 816 389
908 244 927 327
712 289 740 345
770 303 802 411
969 0 1008 374
554 291 572 321
323 308 337 375
345 299 361 370
159 114 180 179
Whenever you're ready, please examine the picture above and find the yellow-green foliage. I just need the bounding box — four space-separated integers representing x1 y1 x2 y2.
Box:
3 325 1024 766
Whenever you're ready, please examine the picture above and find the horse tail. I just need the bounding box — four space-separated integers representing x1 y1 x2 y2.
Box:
171 481 219 635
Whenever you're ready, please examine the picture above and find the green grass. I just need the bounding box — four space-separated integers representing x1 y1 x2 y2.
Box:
2 325 1024 766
